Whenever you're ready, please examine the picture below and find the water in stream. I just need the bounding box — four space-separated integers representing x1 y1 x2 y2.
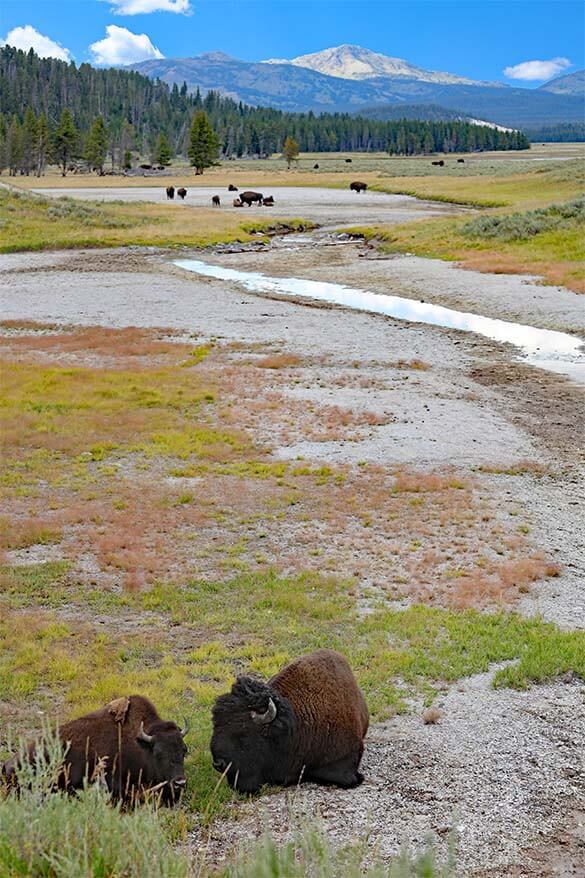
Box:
174 258 585 384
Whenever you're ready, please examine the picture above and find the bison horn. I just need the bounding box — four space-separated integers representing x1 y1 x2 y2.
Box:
251 697 277 725
137 721 154 744
180 718 189 738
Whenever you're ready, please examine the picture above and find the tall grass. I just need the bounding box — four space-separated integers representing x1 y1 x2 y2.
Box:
1 737 454 878
462 197 585 241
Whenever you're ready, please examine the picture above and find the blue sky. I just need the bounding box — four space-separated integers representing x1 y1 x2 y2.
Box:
0 0 583 86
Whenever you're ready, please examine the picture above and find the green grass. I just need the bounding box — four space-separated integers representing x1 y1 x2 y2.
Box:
0 188 314 253
0 740 455 878
461 197 585 241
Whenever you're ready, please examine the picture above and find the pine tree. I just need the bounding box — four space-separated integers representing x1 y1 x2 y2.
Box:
36 112 50 176
6 116 22 176
84 116 108 174
283 135 299 168
188 111 219 175
53 109 78 176
21 107 38 175
0 114 7 174
155 131 172 166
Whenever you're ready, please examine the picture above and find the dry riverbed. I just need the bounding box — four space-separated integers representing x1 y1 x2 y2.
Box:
1 235 584 876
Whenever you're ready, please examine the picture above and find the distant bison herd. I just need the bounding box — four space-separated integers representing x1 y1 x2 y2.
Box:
2 650 368 804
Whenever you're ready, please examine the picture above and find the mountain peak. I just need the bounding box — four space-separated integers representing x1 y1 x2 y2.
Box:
264 44 476 85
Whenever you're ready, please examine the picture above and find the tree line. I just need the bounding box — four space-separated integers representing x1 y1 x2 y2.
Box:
0 43 529 175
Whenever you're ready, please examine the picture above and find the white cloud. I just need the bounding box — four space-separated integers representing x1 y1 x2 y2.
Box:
504 57 572 82
89 25 164 66
0 24 73 61
107 0 192 14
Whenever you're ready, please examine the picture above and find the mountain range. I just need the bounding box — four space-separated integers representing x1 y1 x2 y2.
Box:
131 45 584 128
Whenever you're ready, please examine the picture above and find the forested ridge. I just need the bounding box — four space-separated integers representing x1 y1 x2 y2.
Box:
0 44 529 173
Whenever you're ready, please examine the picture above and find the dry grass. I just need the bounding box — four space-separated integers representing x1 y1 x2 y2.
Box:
256 353 304 369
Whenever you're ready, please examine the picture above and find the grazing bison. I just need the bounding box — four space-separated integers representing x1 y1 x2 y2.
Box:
313 163 319 169
431 160 445 167
228 184 238 191
2 696 188 805
350 181 367 194
233 198 243 207
139 164 152 170
211 649 368 794
177 187 187 200
212 195 221 207
345 158 353 163
166 186 175 200
457 158 465 163
263 195 275 206
240 190 264 207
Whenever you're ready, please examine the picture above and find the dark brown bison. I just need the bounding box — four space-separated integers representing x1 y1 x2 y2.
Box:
233 198 243 207
345 158 353 163
228 184 238 191
2 696 188 804
166 186 175 200
139 163 152 170
263 195 275 206
212 195 221 207
431 160 445 167
177 187 187 200
457 158 465 163
211 649 368 794
240 190 264 207
313 163 319 169
350 181 367 194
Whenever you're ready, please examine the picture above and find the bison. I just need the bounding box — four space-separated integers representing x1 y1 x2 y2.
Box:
211 649 368 794
240 190 264 207
177 187 187 200
457 158 465 163
2 696 188 805
166 186 175 200
313 163 319 169
233 198 243 207
228 184 238 191
350 181 367 194
212 195 221 207
431 160 445 167
345 158 353 163
263 195 275 206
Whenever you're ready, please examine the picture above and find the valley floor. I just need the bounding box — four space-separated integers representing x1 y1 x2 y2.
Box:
1 233 584 875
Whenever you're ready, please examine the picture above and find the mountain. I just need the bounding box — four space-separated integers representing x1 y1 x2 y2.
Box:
130 48 584 128
538 69 585 96
264 44 477 85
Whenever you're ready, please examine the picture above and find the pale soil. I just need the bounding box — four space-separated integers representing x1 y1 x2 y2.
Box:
1 230 584 874
29 184 461 228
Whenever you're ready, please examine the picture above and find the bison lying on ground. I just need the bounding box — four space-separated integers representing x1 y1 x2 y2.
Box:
240 190 263 206
457 158 465 163
431 160 445 167
263 195 275 206
313 163 319 169
2 696 188 804
345 158 352 163
212 195 221 207
233 198 243 207
350 181 367 194
177 187 187 200
228 184 238 191
211 649 368 794
166 186 175 200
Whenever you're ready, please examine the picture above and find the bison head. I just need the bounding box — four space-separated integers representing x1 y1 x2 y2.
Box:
210 676 295 794
136 720 188 799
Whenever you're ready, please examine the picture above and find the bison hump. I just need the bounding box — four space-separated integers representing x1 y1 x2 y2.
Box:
107 696 131 724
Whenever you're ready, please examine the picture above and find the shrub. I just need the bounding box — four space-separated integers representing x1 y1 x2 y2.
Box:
462 197 585 241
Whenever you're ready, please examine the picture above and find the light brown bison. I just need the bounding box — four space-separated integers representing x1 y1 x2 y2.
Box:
211 649 368 794
2 696 188 804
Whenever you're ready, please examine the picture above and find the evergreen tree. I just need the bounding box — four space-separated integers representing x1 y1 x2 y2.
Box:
0 114 7 174
6 116 22 176
155 131 172 166
188 110 219 174
84 116 108 174
282 135 299 168
21 107 38 175
53 109 78 176
36 112 50 176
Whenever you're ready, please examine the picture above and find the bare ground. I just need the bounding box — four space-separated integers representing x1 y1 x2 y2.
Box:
1 237 584 875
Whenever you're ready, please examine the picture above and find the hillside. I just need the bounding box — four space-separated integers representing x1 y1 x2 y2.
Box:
131 51 584 127
538 69 585 96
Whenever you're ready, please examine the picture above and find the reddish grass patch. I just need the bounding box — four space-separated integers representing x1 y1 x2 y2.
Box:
256 354 303 370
